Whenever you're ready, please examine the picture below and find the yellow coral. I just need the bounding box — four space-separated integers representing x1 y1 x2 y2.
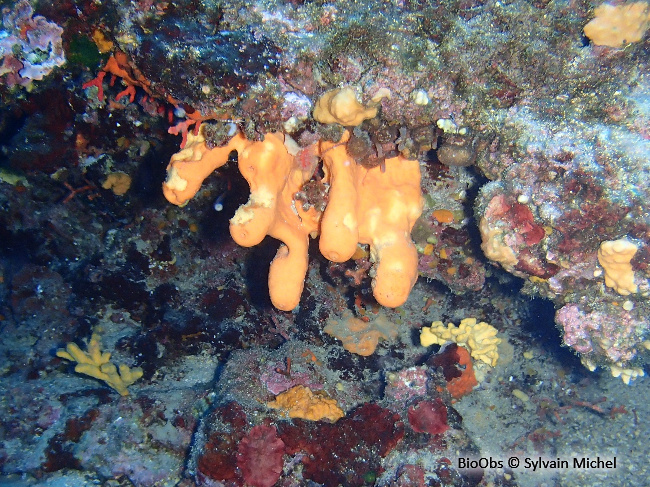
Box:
267 385 345 422
57 334 143 396
163 126 423 311
324 310 398 356
584 2 650 48
421 318 501 367
313 87 378 126
597 238 638 295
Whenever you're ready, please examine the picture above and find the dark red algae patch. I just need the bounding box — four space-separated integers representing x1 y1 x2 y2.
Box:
42 408 100 472
197 434 240 484
408 398 449 435
428 343 464 381
200 287 249 321
196 402 248 484
278 403 404 486
237 424 285 487
63 408 100 442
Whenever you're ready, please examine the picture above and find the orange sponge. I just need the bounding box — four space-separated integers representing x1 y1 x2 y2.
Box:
163 127 423 310
163 130 247 205
320 136 423 308
446 346 478 399
323 310 398 356
230 133 321 311
267 385 344 422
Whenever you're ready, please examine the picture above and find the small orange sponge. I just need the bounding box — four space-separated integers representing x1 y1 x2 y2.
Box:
584 2 650 48
267 385 345 422
324 311 398 356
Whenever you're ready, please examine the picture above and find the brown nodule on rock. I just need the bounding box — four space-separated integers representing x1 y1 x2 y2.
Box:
436 136 477 167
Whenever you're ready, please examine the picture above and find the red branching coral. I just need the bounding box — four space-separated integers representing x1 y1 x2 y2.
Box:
279 403 404 486
408 398 449 435
237 425 286 487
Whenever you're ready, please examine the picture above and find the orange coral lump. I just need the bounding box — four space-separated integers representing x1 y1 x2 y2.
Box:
584 2 650 48
432 209 455 224
267 385 344 422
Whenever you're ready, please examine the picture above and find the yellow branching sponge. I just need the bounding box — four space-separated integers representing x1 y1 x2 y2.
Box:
420 318 501 367
597 238 638 295
584 2 650 48
57 334 143 396
267 385 345 422
163 126 423 311
324 310 398 356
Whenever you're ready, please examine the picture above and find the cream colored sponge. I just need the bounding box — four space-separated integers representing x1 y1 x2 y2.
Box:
421 318 502 367
597 238 638 295
313 87 378 126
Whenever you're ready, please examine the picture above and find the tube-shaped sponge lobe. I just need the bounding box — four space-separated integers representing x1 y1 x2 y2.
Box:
371 237 419 308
